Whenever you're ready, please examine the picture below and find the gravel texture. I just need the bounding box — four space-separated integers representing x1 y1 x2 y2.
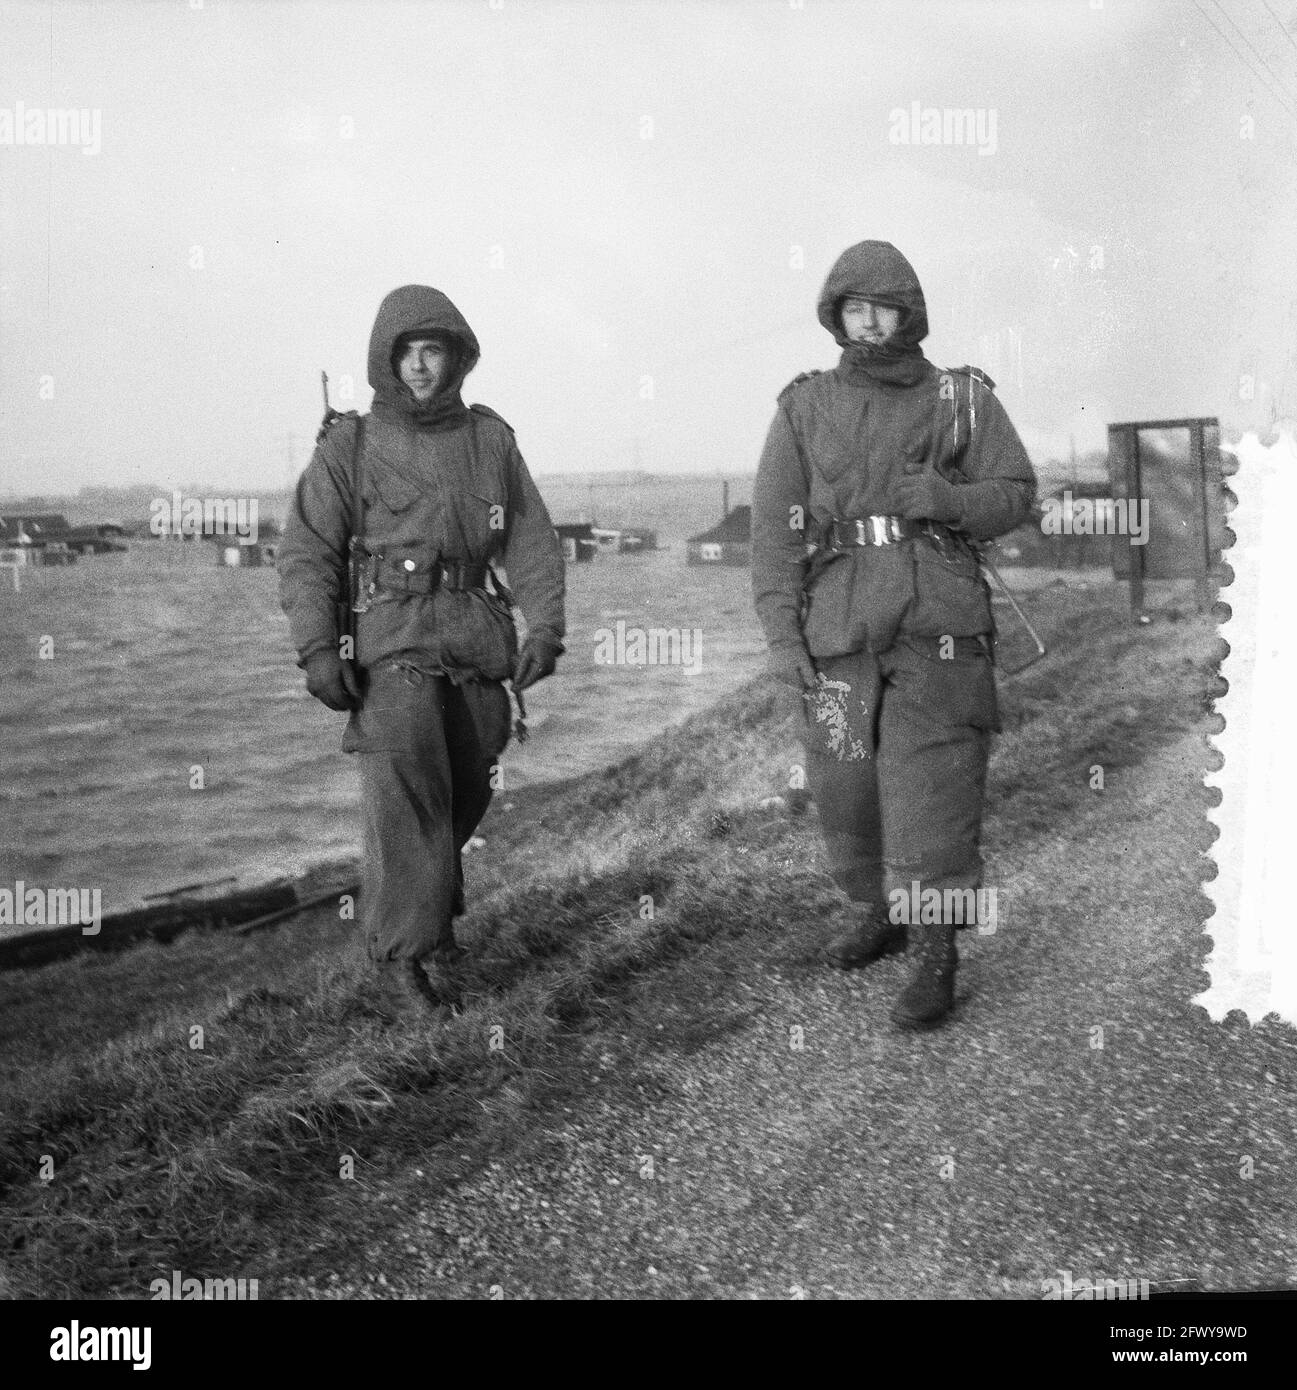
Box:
276 729 1297 1299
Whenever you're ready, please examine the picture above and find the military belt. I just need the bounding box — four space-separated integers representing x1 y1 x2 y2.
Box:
356 553 490 608
823 515 953 549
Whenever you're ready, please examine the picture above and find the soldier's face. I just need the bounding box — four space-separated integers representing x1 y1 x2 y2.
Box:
396 338 450 401
840 297 902 346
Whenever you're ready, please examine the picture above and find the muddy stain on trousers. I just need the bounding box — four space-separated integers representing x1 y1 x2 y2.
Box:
342 661 512 962
802 636 999 910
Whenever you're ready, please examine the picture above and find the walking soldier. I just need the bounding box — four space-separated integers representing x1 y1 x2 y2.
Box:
279 285 566 1021
752 241 1036 1028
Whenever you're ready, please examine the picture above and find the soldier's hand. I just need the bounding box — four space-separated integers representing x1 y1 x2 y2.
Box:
895 467 963 524
769 642 817 691
513 633 564 692
304 649 361 712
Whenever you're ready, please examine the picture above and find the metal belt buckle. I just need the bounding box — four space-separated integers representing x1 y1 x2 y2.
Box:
869 515 892 546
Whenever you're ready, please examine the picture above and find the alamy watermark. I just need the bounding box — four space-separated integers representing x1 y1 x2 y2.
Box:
887 102 997 156
49 1324 150 1370
0 102 101 156
888 881 998 934
0 881 101 935
149 1269 259 1300
1041 491 1149 546
593 620 703 674
149 492 259 544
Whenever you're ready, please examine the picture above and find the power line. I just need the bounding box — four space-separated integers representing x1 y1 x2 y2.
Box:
1210 0 1297 107
1200 0 1297 116
1192 0 1297 123
1261 0 1297 56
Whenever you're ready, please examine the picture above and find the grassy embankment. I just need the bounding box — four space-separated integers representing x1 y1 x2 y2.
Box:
0 581 1220 1298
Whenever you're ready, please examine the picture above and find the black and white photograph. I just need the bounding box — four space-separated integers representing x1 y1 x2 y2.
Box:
1 0 1295 1341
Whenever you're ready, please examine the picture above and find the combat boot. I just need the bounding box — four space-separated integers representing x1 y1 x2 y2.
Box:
823 902 907 969
890 922 957 1029
373 958 452 1025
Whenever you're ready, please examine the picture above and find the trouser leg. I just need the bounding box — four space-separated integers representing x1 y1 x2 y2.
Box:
802 651 886 904
875 637 998 1029
876 639 997 919
442 679 508 923
350 668 458 964
342 665 509 962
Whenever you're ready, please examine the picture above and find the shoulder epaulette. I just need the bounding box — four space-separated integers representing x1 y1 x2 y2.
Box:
950 364 996 391
469 402 515 432
778 369 822 402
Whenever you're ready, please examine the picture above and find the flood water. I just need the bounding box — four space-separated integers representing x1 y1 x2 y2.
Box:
0 539 766 924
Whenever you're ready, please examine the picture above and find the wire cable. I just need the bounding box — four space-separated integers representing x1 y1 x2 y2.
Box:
1210 0 1297 107
1261 0 1297 56
1192 0 1297 123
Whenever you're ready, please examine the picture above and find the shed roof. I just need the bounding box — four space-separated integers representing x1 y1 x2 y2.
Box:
687 505 751 545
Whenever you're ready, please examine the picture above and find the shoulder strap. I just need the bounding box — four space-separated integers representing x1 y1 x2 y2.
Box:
949 364 996 391
938 366 994 462
349 415 366 542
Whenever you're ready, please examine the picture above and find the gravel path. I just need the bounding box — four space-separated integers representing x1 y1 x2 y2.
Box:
280 728 1297 1299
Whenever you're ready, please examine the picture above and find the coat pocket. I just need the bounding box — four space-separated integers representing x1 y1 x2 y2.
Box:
363 469 423 516
903 540 993 637
434 589 519 682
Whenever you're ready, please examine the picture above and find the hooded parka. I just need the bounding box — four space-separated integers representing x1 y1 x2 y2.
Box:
278 285 565 681
751 241 1038 924
752 241 1035 661
278 286 566 967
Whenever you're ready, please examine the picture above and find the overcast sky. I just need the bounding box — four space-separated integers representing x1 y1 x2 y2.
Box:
2 0 1294 495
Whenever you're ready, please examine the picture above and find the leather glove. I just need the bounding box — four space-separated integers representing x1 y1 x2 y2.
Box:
304 649 361 712
768 641 817 691
894 467 963 524
513 633 564 692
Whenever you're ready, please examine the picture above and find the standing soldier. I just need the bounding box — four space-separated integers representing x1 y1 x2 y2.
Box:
752 241 1036 1028
279 285 566 1023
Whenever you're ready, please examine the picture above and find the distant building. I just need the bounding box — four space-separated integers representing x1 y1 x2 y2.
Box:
686 505 751 566
615 526 658 553
0 513 71 546
0 514 129 556
590 526 659 555
64 522 129 555
554 521 598 562
218 543 277 568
